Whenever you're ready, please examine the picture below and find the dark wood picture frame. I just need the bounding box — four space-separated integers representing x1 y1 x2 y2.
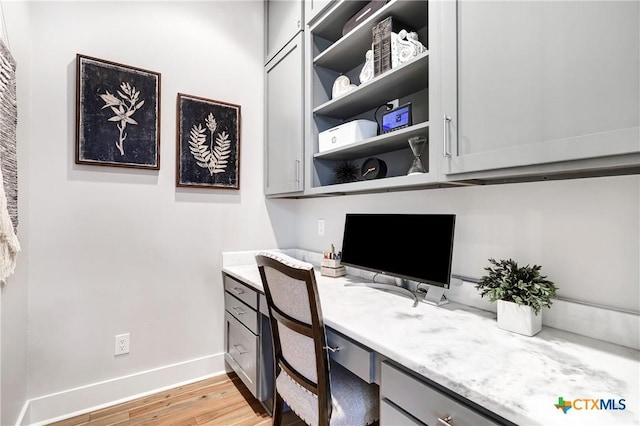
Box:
176 93 241 189
76 54 161 170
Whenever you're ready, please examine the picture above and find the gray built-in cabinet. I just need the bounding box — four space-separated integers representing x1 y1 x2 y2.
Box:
264 0 640 198
223 275 274 413
264 0 305 195
265 0 304 64
265 34 305 195
439 0 640 180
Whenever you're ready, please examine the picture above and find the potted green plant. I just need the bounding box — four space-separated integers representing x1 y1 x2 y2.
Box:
476 258 558 336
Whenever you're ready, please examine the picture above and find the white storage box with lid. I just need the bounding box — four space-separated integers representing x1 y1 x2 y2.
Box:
318 120 378 153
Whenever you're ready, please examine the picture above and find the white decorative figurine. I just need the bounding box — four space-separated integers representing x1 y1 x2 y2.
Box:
392 30 426 68
332 75 358 99
359 48 374 84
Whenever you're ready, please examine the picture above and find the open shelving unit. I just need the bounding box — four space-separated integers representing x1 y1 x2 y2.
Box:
305 0 435 194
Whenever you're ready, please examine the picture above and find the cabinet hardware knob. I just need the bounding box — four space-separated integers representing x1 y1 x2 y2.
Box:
325 345 340 353
443 115 452 158
231 306 246 315
232 287 245 295
295 159 301 183
296 19 301 29
437 415 453 426
233 344 249 355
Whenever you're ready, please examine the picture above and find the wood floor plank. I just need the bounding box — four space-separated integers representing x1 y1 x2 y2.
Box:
84 411 129 426
46 372 307 426
118 384 249 425
48 413 90 426
88 374 232 422
127 377 237 418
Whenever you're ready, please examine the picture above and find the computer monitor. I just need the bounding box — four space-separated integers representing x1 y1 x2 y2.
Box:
340 213 456 305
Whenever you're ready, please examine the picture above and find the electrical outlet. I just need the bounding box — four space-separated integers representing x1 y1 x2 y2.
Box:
114 333 130 356
318 218 325 236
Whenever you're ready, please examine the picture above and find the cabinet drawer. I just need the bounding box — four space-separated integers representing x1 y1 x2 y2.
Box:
381 361 500 426
225 292 258 335
224 274 258 309
381 399 424 426
326 328 375 383
225 312 258 397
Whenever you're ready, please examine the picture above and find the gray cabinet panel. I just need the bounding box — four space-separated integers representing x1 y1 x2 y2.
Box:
223 274 274 411
305 0 332 24
265 33 304 195
325 328 375 383
225 312 259 396
266 0 303 64
441 0 640 177
381 361 500 426
224 274 258 309
225 292 258 334
381 399 424 426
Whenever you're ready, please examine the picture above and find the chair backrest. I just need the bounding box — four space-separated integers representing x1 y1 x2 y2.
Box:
255 251 332 425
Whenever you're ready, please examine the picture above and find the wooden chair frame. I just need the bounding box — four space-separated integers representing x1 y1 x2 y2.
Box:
256 254 333 426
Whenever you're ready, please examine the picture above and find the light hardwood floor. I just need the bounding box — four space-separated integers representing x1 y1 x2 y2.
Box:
47 372 305 426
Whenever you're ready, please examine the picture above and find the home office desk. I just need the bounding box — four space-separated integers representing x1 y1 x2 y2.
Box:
222 255 639 426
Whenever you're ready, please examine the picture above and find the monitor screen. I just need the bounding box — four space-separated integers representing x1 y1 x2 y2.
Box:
340 214 456 288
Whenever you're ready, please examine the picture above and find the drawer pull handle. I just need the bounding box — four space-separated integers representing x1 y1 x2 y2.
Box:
231 306 246 315
231 287 245 295
233 344 249 355
437 415 453 426
325 345 340 353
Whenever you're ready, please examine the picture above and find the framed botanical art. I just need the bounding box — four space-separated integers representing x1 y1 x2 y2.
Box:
176 93 241 189
76 54 161 169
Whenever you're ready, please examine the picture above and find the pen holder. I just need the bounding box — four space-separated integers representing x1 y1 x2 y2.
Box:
321 259 342 268
320 259 346 277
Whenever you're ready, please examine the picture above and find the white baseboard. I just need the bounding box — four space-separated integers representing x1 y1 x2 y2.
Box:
16 400 30 426
20 352 226 426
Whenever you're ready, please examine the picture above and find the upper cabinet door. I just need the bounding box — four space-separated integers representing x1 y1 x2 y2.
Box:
266 0 304 65
264 34 304 196
305 0 333 25
440 1 640 177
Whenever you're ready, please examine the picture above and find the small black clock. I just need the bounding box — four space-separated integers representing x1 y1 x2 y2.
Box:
361 157 387 180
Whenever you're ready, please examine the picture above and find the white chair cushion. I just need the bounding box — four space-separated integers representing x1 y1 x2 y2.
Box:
276 360 379 426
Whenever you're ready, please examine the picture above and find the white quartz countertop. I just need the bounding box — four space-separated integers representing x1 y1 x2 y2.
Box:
223 263 640 426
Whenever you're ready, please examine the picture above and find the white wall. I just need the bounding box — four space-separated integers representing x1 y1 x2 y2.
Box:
293 174 640 313
24 0 296 405
1 0 32 424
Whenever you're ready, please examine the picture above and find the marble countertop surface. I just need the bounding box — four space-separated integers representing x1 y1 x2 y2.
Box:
222 262 639 426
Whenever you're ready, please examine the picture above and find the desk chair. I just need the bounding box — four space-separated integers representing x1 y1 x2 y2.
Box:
256 251 379 426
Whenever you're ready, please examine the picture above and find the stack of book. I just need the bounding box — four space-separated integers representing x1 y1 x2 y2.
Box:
373 16 419 77
372 16 394 77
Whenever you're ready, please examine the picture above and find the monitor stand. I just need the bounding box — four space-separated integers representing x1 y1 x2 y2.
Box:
344 282 420 307
422 286 449 306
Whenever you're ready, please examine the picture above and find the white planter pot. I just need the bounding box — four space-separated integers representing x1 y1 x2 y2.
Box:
497 300 542 336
